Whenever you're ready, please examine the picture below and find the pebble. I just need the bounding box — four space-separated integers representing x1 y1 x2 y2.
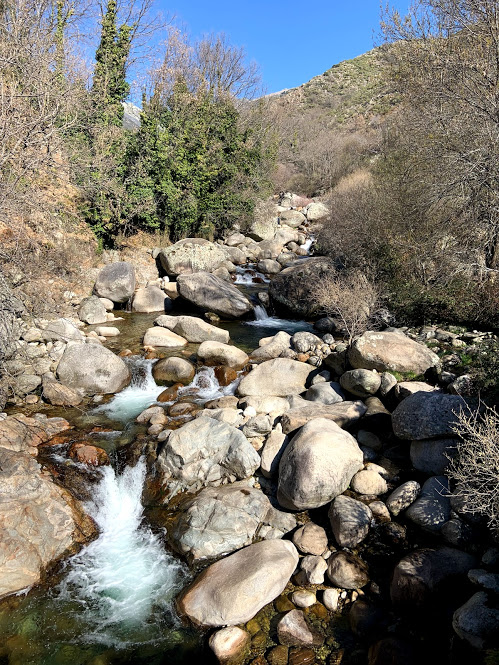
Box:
291 590 316 608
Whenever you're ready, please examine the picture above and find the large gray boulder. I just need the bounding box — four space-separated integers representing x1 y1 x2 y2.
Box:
250 200 279 241
155 314 229 344
392 392 469 440
93 261 136 304
304 382 345 404
78 296 107 325
57 343 131 395
177 272 253 319
405 476 451 533
237 358 314 397
157 417 260 497
277 418 363 510
410 438 459 475
171 483 296 562
177 540 299 626
269 257 334 317
42 318 84 342
132 286 172 313
348 331 440 374
152 356 195 384
197 341 249 369
250 331 291 361
143 327 187 348
159 238 227 277
280 401 367 434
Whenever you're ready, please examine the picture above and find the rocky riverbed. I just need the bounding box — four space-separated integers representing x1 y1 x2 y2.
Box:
0 197 498 665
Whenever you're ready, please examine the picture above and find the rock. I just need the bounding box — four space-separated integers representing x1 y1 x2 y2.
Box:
93 261 136 303
350 469 388 495
323 588 341 612
242 414 272 438
11 374 41 396
159 238 227 277
291 528 328 567
452 592 499 649
297 556 328 585
237 359 314 397
225 232 246 247
328 495 373 548
410 438 458 475
379 372 398 397
277 418 363 510
69 442 109 466
57 343 131 395
157 416 260 497
250 201 279 241
281 401 367 434
257 259 282 274
277 610 323 647
269 258 334 317
153 357 195 384
177 273 253 319
392 392 469 440
78 296 108 325
197 341 249 369
155 314 230 344
250 331 291 361
177 540 299 626
0 446 91 598
349 599 389 641
304 382 345 404
340 369 381 398
42 318 84 343
292 590 316 608
214 366 238 387
368 638 419 665
171 482 296 562
386 481 421 516
390 547 477 609
142 327 188 348
370 501 391 522
260 430 289 478
280 210 307 227
99 297 114 311
327 552 369 589
305 202 329 221
0 413 70 453
239 395 290 416
132 286 171 313
348 331 440 374
95 326 120 337
209 626 250 664
42 378 83 406
394 381 438 400
468 569 499 594
405 476 451 533
357 430 382 451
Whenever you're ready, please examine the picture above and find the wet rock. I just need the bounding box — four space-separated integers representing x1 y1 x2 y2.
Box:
386 481 421 516
215 366 238 386
78 296 108 325
281 401 367 434
278 418 363 510
349 599 389 641
153 357 195 384
292 522 328 556
157 384 182 402
93 261 136 304
155 314 230 344
327 551 369 589
157 416 260 497
57 343 131 395
177 540 299 626
132 286 172 313
329 495 373 548
277 610 323 647
340 369 381 398
392 392 469 440
171 482 296 562
95 326 120 337
452 592 499 649
69 442 109 466
209 626 250 664
177 272 253 319
143 327 188 348
405 476 451 533
348 330 440 374
197 341 249 369
237 358 314 397
288 647 316 665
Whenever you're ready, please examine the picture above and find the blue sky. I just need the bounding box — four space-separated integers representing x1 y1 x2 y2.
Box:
158 1 411 93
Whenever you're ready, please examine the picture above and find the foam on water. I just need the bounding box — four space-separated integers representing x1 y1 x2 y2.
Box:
234 265 269 284
57 459 186 646
178 366 240 402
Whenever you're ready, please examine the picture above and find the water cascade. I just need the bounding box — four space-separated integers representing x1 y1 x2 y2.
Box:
234 265 269 284
246 304 313 333
178 366 240 402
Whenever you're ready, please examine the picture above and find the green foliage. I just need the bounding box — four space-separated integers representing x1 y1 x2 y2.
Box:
470 340 499 407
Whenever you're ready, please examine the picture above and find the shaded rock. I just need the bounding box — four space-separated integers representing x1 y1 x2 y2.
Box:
405 476 451 533
410 438 458 475
78 296 107 325
348 331 440 374
453 592 499 649
57 343 131 395
171 482 296 562
157 416 260 497
281 401 367 434
261 429 289 479
209 626 250 664
159 238 227 277
394 381 438 401
197 341 248 369
93 261 136 303
237 359 314 397
155 314 230 344
42 379 83 406
153 357 195 384
292 522 328 556
269 258 334 317
277 610 323 647
392 392 469 440
386 481 421 516
277 418 363 510
132 286 171 313
304 381 344 405
328 495 373 548
177 272 253 319
143 327 188 348
327 551 369 589
368 637 419 665
177 540 299 626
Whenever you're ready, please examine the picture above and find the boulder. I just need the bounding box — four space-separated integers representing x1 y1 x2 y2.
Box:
292 331 323 354
327 551 369 589
452 592 499 649
132 286 172 313
142 327 187 348
350 469 388 495
292 522 328 556
405 476 451 533
239 395 290 416
197 341 249 369
304 382 345 405
155 314 229 344
157 416 260 497
209 627 250 664
392 392 469 440
386 481 421 516
177 540 299 626
281 401 367 434
390 547 477 609
305 202 329 221
250 200 279 241
410 438 458 475
348 331 440 374
250 331 291 361
296 556 328 585
177 272 253 319
57 343 131 395
159 238 227 277
42 318 84 342
78 296 107 325
93 261 136 303
152 357 195 384
237 358 314 397
171 482 296 562
340 369 381 398
269 258 334 317
42 378 83 406
260 429 289 478
328 495 373 548
0 414 70 453
277 610 323 647
277 418 363 510
280 210 307 227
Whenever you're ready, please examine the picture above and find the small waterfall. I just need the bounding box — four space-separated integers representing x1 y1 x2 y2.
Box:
254 304 269 320
300 234 315 253
93 356 164 423
57 459 186 646
234 265 269 284
246 303 313 332
178 366 240 402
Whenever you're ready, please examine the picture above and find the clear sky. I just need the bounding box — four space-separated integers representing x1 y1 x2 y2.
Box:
158 1 411 93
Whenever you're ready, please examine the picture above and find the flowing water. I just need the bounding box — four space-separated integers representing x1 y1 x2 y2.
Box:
245 304 313 333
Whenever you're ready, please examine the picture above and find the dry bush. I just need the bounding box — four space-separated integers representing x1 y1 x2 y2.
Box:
311 268 380 343
447 406 499 534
